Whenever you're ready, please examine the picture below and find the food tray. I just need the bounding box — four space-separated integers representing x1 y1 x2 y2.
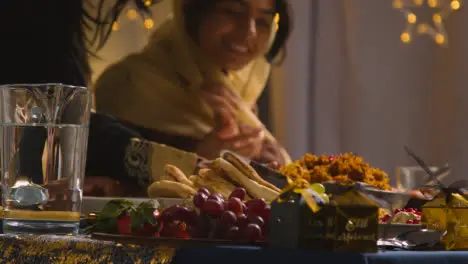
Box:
91 233 267 247
82 197 184 214
92 225 418 247
378 223 422 239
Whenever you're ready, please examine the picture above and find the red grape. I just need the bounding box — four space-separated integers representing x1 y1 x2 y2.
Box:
226 226 240 241
229 188 247 200
208 194 224 203
173 206 190 221
259 206 271 224
246 199 267 216
244 223 262 242
159 222 178 237
160 209 175 223
185 210 199 226
203 199 224 217
242 203 247 214
227 197 243 215
219 211 238 229
134 223 159 237
193 192 208 208
237 214 249 229
248 215 265 229
160 222 190 239
198 188 211 196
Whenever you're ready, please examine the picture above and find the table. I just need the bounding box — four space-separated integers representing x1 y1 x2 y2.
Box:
1 235 468 264
0 235 174 263
172 247 468 264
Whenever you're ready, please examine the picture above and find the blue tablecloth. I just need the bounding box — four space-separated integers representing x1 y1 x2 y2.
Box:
172 247 468 264
1 234 467 263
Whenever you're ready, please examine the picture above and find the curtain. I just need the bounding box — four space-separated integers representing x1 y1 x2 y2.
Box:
271 0 468 184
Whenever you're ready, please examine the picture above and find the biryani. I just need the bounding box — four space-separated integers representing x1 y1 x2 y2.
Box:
280 153 391 190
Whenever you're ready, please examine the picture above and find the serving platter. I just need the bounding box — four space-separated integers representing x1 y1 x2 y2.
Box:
90 224 419 246
378 223 422 239
91 233 267 247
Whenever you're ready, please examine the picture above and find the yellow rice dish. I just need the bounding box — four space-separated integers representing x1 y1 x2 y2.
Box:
280 153 391 190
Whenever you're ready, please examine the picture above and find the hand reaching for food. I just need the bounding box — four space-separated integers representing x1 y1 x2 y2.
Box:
200 80 292 164
253 138 287 166
196 123 264 160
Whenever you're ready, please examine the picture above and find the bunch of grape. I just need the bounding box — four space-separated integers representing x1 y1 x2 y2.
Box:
157 187 270 242
193 187 270 242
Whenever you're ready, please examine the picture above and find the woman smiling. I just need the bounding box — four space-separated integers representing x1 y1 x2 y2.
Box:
94 0 292 166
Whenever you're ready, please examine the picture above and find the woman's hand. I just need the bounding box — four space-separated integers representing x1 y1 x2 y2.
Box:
200 81 243 139
199 81 266 159
225 124 264 158
196 123 264 160
253 139 287 167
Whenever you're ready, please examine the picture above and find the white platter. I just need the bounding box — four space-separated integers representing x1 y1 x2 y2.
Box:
82 196 185 214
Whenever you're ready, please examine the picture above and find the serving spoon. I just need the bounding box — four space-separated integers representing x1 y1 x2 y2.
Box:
378 229 446 250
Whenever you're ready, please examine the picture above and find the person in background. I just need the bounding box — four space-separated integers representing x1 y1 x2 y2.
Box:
0 0 201 197
94 0 292 166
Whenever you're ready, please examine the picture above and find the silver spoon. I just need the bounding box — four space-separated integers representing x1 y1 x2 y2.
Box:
378 229 446 250
404 146 444 187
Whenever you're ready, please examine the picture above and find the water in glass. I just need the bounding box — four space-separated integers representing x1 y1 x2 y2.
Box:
0 84 90 234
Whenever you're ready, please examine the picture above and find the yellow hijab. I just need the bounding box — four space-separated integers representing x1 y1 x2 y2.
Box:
94 0 291 163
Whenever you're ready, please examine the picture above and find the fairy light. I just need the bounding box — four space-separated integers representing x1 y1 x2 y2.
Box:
401 32 412 43
435 33 446 44
127 9 138 20
112 21 120 31
143 18 154 29
407 13 417 23
433 13 443 23
394 0 463 46
417 23 428 33
428 0 439 7
111 5 158 32
451 0 461 9
394 0 404 8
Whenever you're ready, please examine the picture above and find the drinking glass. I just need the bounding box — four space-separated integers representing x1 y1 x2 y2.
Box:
395 166 438 191
0 84 90 234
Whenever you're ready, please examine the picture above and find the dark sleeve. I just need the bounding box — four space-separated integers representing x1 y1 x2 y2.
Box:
121 121 201 153
85 113 142 180
18 128 47 185
86 113 201 187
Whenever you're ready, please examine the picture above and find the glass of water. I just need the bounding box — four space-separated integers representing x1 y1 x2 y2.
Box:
0 83 90 234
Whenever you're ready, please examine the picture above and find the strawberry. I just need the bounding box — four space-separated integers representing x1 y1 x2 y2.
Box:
117 215 132 235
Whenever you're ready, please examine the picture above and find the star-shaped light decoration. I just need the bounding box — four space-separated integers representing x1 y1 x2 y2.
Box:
393 0 462 46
